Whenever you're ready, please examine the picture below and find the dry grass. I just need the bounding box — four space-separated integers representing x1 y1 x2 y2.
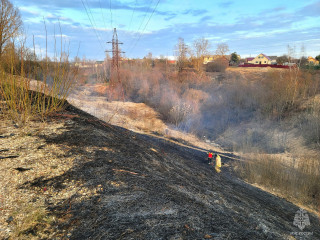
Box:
0 118 75 239
11 205 55 239
68 86 224 154
68 90 166 134
235 153 320 214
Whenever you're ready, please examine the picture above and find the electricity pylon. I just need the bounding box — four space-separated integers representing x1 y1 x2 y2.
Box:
106 28 125 86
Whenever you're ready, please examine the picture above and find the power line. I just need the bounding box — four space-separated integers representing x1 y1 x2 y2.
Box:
141 0 160 34
127 0 138 32
127 0 161 55
84 0 105 46
98 0 111 59
126 0 155 53
133 0 154 36
80 0 105 51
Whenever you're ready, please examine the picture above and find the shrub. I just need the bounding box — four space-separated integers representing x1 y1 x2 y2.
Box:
0 38 77 125
168 101 192 127
206 57 228 72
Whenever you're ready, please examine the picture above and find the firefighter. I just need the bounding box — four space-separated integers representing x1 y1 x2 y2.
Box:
207 151 213 164
214 154 222 173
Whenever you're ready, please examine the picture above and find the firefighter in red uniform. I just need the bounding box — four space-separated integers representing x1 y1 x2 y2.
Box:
207 151 213 164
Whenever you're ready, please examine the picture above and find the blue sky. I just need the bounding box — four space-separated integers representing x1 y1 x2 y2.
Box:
12 0 320 60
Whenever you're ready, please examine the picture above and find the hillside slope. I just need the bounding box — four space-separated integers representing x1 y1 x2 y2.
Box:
1 103 319 239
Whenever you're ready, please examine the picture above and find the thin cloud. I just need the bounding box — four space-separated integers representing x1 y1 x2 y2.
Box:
200 16 213 22
273 7 286 12
182 9 208 16
19 6 39 15
164 14 177 21
218 1 234 8
260 6 286 15
45 14 73 23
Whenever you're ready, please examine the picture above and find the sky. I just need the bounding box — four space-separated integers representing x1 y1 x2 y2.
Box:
12 0 320 60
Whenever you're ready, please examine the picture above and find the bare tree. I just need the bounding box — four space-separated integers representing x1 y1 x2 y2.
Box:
175 37 189 73
215 43 229 56
193 37 211 72
0 0 22 59
276 55 289 65
143 52 153 68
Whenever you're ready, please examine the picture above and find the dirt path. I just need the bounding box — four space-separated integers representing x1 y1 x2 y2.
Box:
1 103 319 239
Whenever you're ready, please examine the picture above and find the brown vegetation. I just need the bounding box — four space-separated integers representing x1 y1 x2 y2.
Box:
1 0 319 237
206 57 229 72
98 60 320 153
91 62 320 216
0 0 80 126
0 33 78 125
235 153 320 213
1 103 320 239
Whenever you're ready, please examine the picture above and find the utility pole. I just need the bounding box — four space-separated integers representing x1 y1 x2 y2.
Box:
106 28 125 87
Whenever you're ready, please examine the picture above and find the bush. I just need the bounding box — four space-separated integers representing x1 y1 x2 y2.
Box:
0 41 77 125
206 57 228 72
168 101 192 127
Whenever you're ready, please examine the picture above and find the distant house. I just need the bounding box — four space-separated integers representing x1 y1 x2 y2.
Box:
307 56 319 65
75 62 92 68
203 56 215 64
248 53 272 65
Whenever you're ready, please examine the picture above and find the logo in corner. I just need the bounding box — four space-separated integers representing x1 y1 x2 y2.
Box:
293 208 310 230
